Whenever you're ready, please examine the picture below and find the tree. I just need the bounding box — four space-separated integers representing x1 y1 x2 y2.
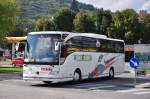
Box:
9 24 26 37
53 7 75 32
92 8 112 35
35 17 55 31
45 17 56 31
107 23 117 38
138 11 150 43
113 9 139 44
21 19 36 33
0 0 19 35
73 12 95 33
0 0 19 48
112 11 126 39
125 31 134 44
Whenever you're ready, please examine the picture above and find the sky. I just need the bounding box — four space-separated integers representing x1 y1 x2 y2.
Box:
77 0 150 13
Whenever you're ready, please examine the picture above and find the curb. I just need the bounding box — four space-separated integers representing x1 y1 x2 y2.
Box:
136 83 150 88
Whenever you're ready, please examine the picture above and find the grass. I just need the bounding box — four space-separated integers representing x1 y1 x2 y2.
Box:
0 67 23 73
146 69 150 74
136 68 150 75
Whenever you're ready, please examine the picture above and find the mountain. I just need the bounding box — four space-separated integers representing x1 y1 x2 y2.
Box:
20 0 97 19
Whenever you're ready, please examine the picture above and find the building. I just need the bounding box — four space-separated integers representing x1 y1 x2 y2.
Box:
70 0 80 13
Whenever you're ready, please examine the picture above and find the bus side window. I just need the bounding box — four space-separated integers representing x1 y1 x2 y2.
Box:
113 41 124 53
61 36 83 57
82 37 97 52
107 40 113 53
114 41 119 53
98 39 108 52
119 42 124 53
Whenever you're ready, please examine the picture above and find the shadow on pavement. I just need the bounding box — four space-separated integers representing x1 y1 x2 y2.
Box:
30 76 150 91
1 73 150 91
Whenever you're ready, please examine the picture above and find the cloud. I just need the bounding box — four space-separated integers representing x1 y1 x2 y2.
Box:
141 0 150 11
77 0 150 12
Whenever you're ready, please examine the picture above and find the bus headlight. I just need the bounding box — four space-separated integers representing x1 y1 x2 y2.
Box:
49 71 59 75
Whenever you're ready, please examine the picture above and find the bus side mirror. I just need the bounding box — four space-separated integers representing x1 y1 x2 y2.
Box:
15 42 20 51
55 42 60 51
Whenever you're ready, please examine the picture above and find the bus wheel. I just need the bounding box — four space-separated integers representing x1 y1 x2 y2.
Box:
109 68 114 79
43 81 52 85
73 69 81 81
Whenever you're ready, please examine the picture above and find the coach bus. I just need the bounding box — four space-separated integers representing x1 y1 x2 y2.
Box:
23 31 125 83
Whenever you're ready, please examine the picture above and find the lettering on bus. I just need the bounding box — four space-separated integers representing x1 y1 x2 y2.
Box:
41 67 52 71
74 55 92 61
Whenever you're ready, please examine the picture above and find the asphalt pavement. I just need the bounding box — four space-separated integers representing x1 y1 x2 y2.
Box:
0 73 150 99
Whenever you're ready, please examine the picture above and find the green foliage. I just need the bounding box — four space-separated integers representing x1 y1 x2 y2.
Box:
0 0 19 34
19 0 150 45
35 17 56 31
92 9 112 35
74 12 95 33
77 2 96 13
0 0 19 48
9 24 26 37
53 7 75 32
125 31 134 44
107 24 117 38
0 67 22 73
112 9 139 44
20 0 97 19
139 13 150 43
112 11 126 39
20 4 150 44
45 17 56 31
0 38 9 49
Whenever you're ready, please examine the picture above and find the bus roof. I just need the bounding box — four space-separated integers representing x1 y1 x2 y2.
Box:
107 38 124 42
64 33 106 41
28 31 124 42
6 37 27 43
65 33 124 42
29 31 71 35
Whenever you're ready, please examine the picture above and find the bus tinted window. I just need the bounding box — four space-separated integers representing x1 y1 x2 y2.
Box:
97 40 124 53
82 37 96 48
69 36 82 48
115 41 124 53
64 36 124 54
97 39 108 52
82 37 97 52
65 36 83 54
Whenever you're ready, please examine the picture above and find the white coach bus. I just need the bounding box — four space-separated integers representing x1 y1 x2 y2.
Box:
23 31 125 84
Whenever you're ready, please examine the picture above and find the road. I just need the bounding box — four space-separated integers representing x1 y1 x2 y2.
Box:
0 73 150 99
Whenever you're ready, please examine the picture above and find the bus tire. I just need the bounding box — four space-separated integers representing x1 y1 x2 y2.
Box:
73 69 81 81
109 67 114 79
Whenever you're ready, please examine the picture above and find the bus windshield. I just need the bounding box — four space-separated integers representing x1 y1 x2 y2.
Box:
25 34 61 64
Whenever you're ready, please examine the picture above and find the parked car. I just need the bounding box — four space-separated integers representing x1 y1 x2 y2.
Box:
12 57 24 67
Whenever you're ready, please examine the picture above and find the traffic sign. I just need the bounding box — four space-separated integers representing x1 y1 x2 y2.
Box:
130 58 140 69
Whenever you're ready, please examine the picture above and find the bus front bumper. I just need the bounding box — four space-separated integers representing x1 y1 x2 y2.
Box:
23 76 64 83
